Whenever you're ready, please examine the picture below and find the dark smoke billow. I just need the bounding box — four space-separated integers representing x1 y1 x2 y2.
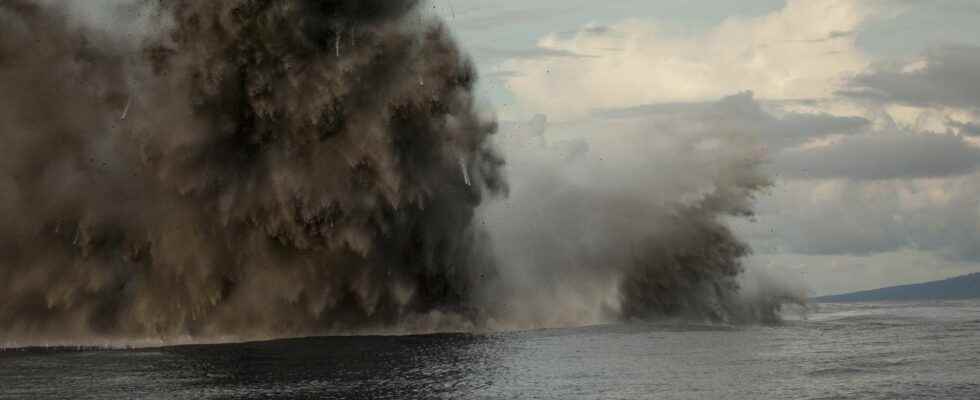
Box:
0 0 504 342
0 1 794 344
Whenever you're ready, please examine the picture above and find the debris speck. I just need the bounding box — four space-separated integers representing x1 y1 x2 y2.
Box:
120 96 131 120
459 155 470 186
336 33 341 57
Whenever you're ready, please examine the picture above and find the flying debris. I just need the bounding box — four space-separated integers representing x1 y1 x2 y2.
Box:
460 156 471 186
120 96 131 120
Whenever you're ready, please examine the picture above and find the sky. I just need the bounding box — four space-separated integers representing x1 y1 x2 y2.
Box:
430 0 980 295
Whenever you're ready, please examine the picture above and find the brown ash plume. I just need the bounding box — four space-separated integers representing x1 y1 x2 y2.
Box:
0 0 504 341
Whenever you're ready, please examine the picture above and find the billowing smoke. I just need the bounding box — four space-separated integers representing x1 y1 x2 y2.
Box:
0 0 504 342
0 1 795 345
478 109 793 329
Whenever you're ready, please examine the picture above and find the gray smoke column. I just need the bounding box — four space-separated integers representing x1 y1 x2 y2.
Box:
0 0 505 342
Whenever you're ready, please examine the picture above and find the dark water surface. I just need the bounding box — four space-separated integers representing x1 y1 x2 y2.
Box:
2 301 979 399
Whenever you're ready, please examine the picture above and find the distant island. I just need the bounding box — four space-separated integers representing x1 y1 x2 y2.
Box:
812 272 980 302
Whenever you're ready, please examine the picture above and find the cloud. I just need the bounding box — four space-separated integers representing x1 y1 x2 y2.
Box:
774 131 980 180
839 45 980 109
738 172 980 262
501 0 871 119
596 91 869 151
754 42 980 268
469 46 596 66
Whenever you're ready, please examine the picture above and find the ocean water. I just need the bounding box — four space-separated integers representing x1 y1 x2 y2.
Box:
2 300 978 399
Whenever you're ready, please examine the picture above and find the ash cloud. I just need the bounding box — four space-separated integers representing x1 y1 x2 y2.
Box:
1 1 790 344
0 0 504 342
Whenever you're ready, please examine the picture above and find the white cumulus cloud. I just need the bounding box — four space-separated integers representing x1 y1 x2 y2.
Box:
501 0 872 119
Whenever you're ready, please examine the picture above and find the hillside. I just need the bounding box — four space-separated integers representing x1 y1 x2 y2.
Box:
812 272 980 302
